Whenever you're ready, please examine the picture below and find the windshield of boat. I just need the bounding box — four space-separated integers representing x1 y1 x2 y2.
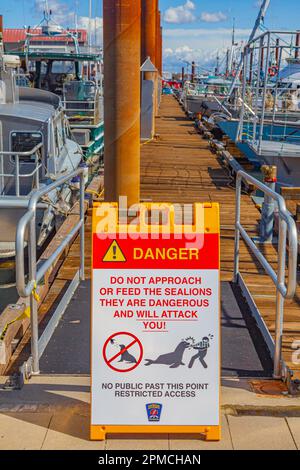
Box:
186 82 230 95
10 132 43 163
63 80 97 101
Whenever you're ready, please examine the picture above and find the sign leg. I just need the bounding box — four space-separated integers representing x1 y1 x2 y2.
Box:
90 426 106 441
204 426 221 441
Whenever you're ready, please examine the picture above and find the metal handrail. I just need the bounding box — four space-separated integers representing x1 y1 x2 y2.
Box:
237 97 257 118
15 168 85 375
0 142 43 157
0 143 43 196
63 99 97 104
234 170 298 378
0 165 42 179
211 95 233 118
237 29 300 151
62 99 98 120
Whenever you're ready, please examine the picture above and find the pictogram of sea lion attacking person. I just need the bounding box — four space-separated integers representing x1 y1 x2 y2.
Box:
144 336 214 369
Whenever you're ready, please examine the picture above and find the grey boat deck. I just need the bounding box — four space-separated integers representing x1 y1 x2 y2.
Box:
251 140 300 157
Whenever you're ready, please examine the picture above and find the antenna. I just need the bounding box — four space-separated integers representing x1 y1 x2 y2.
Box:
232 18 235 47
44 0 50 19
74 0 79 35
228 0 271 98
232 17 238 47
89 0 92 52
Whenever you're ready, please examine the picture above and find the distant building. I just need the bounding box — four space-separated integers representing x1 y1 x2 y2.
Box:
3 28 88 53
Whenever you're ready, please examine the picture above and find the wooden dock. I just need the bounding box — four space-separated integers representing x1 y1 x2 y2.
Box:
2 176 102 375
141 95 300 382
2 95 300 384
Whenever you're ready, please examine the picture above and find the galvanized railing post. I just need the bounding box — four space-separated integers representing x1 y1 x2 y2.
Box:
273 218 287 378
15 155 20 197
79 171 85 281
234 174 241 282
28 213 40 375
234 169 298 380
35 153 40 190
260 180 276 243
258 32 271 155
13 168 85 379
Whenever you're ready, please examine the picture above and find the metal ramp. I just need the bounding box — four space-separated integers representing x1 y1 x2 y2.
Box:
38 280 273 378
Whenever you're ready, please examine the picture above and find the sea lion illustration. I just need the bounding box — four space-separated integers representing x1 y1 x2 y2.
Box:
144 341 190 368
117 344 137 364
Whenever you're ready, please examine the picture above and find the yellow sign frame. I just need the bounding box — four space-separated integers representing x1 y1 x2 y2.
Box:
90 202 221 442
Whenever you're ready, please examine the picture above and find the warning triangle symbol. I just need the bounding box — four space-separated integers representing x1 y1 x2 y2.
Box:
102 240 126 263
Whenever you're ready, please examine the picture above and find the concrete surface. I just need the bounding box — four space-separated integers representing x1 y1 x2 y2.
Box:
0 410 299 450
227 415 297 450
1 376 300 413
286 418 300 449
0 375 300 450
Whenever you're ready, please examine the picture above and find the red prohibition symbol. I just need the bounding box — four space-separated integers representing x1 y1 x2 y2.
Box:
102 332 143 372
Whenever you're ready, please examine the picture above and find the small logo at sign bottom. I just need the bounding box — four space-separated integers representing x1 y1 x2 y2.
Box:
146 403 163 422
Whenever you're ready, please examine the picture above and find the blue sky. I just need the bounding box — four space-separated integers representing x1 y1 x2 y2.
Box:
1 0 299 71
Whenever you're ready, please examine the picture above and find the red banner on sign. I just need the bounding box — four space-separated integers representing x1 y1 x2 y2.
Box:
93 233 219 270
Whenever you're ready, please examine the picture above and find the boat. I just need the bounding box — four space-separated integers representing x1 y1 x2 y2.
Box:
6 6 104 169
192 0 300 188
0 53 83 285
233 30 300 188
180 77 233 118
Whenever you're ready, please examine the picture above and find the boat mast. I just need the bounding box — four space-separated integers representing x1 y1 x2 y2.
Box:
88 0 92 78
228 0 271 97
89 0 92 52
225 49 229 76
229 18 237 76
215 51 220 76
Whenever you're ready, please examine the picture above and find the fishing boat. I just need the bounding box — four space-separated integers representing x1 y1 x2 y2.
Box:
6 6 104 169
181 77 233 118
232 29 300 188
0 53 83 285
192 0 300 187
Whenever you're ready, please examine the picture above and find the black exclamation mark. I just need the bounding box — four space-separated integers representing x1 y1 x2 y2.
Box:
113 245 117 260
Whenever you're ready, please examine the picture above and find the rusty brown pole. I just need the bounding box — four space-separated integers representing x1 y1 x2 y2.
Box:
156 10 161 75
160 25 163 75
141 0 157 65
103 0 141 206
295 32 300 59
0 15 3 52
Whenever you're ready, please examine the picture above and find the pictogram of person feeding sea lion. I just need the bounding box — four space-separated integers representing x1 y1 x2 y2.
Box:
144 335 214 369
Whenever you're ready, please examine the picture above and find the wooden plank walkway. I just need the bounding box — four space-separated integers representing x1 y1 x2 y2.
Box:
141 95 300 380
4 95 300 382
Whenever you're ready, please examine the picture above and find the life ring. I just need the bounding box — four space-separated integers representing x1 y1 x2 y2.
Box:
268 65 278 77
